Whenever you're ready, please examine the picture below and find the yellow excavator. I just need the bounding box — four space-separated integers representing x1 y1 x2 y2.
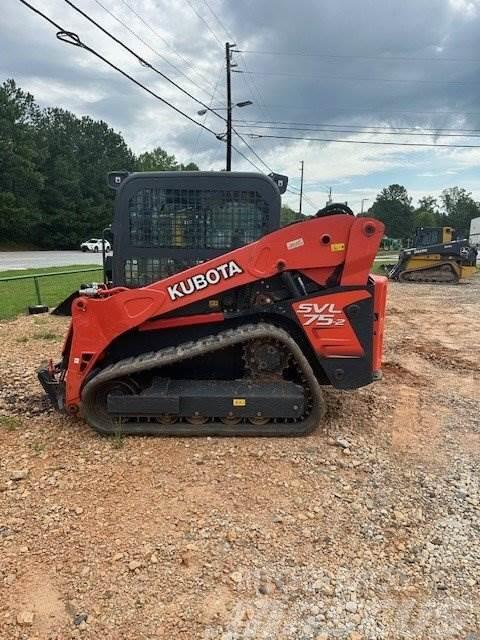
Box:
389 226 477 284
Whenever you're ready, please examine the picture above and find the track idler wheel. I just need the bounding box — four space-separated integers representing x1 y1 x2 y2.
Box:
220 415 242 425
186 415 209 425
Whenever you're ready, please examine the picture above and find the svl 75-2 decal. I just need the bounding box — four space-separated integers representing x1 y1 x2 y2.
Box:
295 302 346 327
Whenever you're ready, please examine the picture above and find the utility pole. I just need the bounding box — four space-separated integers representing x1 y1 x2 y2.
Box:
225 42 233 171
360 198 369 214
327 187 332 205
299 160 304 216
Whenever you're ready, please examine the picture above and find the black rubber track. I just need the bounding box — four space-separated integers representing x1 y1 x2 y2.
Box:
398 262 459 284
81 323 325 436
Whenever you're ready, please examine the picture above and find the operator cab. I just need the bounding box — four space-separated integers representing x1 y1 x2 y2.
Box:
108 171 282 287
414 226 456 248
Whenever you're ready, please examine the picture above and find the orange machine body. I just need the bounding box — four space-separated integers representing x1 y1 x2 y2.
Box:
60 214 386 412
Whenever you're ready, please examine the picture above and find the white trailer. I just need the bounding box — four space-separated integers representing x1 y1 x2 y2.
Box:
470 216 480 248
470 217 480 265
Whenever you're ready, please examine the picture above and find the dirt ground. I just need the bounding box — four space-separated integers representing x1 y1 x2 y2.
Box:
0 278 479 640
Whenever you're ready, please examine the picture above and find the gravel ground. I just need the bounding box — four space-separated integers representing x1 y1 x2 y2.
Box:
0 278 479 640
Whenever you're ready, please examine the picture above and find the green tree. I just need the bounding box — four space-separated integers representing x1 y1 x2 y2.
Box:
0 79 44 243
280 205 299 226
368 184 415 240
414 195 440 228
135 146 198 172
440 187 480 236
35 109 135 248
0 79 200 248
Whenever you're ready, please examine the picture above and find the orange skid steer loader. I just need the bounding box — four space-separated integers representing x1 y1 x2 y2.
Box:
38 171 387 436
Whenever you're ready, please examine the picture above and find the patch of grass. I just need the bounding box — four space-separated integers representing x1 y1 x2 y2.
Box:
33 331 59 341
0 264 102 321
0 415 22 430
31 441 45 453
111 420 125 449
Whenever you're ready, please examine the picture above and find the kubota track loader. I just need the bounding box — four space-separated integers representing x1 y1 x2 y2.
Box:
38 171 387 436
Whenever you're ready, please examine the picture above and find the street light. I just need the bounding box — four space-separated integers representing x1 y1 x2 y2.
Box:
360 198 370 214
197 101 253 116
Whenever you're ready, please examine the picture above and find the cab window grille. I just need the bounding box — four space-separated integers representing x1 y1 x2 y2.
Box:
124 257 204 287
128 188 269 249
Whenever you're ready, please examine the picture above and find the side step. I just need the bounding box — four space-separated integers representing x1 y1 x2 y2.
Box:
107 378 304 420
37 366 62 408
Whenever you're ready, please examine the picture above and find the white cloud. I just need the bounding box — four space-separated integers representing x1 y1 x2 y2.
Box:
3 0 480 211
449 0 480 17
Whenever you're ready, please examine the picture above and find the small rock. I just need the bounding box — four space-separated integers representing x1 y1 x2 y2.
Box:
74 507 84 516
225 529 237 543
10 470 28 481
112 552 124 562
128 560 142 571
17 610 34 626
336 437 351 449
180 550 194 567
258 581 275 595
315 633 329 640
73 613 88 626
345 601 357 613
230 571 243 584
150 553 158 564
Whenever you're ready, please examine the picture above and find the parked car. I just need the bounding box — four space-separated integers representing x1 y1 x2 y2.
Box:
80 238 111 253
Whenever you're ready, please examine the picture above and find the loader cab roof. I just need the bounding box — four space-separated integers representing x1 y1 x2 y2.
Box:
109 171 282 287
108 170 284 195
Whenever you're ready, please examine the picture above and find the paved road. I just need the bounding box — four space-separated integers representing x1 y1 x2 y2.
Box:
0 251 105 271
0 250 398 272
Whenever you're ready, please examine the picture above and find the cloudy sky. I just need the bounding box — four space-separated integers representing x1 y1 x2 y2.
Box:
3 0 480 212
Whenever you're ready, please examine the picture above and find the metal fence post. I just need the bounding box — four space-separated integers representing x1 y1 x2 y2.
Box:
33 277 42 305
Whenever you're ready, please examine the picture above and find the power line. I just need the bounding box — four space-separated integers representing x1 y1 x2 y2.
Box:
240 104 480 117
191 64 224 155
116 0 214 89
200 0 235 42
245 132 480 149
197 0 277 147
241 69 473 86
285 185 319 211
63 0 226 123
235 118 480 134
183 0 224 47
230 144 263 172
234 123 480 138
180 1 280 180
237 49 480 63
65 0 273 175
18 0 219 136
89 0 214 97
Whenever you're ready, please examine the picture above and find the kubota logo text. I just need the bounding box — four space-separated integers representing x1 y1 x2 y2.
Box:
167 260 244 301
296 302 346 327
